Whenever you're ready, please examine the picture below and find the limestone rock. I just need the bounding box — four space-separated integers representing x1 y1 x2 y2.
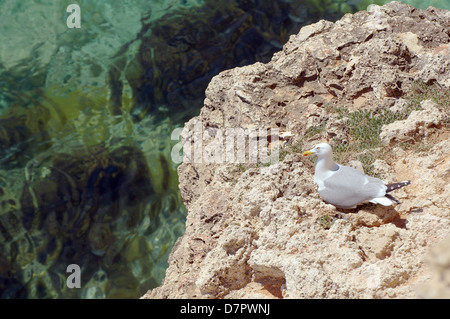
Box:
416 235 450 298
142 2 450 299
380 100 446 145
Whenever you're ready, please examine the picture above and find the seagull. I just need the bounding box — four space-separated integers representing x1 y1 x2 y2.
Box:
302 143 410 209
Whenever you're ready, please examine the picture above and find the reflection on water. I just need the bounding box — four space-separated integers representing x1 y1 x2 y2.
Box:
0 0 448 299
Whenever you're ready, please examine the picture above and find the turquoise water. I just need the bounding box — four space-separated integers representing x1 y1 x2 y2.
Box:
381 0 449 10
0 0 448 299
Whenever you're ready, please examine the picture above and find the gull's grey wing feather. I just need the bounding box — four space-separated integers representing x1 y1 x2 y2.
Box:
319 165 387 208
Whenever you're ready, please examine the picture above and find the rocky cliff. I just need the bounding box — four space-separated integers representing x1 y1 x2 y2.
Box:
142 2 450 299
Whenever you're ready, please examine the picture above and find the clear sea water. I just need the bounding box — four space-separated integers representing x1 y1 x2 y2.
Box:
0 0 448 299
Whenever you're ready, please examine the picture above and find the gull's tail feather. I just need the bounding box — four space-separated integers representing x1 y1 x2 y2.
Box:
370 196 394 206
386 180 411 193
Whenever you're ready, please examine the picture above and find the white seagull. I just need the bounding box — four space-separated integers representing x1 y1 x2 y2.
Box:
302 143 410 209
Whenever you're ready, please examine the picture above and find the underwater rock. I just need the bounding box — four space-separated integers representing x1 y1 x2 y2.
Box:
20 145 154 232
0 104 51 169
0 145 156 298
112 0 331 123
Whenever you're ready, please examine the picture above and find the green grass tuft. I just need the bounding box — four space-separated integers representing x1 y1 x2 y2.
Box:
325 81 449 173
318 214 334 230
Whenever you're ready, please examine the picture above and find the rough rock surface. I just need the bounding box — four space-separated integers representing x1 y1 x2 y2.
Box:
415 235 450 298
142 2 450 299
380 100 448 145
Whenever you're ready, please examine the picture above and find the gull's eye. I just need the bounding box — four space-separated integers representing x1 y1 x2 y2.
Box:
316 146 320 150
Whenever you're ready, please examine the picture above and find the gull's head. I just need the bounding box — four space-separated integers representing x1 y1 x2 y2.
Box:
302 143 333 159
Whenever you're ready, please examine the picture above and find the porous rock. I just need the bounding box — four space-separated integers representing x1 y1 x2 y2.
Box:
142 2 450 299
380 100 447 145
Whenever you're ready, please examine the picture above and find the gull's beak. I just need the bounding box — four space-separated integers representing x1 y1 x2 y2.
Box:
302 150 314 157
